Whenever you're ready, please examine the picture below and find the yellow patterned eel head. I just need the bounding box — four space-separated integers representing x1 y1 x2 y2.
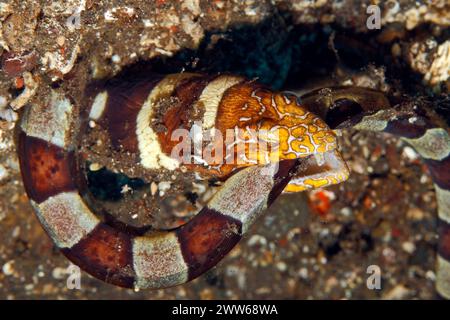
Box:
262 92 338 160
256 92 348 193
210 81 349 192
142 74 349 193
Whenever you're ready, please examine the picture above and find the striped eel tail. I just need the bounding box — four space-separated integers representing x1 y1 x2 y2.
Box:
301 87 450 298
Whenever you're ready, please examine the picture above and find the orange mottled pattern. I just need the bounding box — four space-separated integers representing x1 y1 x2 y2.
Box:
190 81 338 177
218 82 337 156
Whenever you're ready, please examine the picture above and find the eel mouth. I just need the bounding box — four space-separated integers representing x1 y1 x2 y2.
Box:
283 149 350 192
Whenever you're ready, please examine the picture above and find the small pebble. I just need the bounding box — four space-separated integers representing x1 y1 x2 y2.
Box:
111 54 121 63
298 268 308 279
425 270 436 281
350 160 365 174
276 261 287 272
56 36 65 46
52 267 67 279
89 163 102 171
158 181 171 196
340 207 353 217
25 284 34 291
420 174 429 184
402 241 416 254
150 182 158 196
11 226 20 238
247 234 267 247
382 247 397 263
391 43 401 56
200 288 214 300
402 146 419 161
407 207 425 221
2 260 15 276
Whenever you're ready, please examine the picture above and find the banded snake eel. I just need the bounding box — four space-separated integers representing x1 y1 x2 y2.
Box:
16 73 450 297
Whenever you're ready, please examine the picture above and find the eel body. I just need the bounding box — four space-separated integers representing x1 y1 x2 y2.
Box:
17 73 450 297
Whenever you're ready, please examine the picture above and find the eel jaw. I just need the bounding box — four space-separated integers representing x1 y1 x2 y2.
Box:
283 149 350 193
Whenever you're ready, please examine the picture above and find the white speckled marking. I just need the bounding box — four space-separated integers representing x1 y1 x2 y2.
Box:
437 255 450 299
436 184 450 224
404 128 450 161
133 232 188 289
353 110 388 132
31 192 100 248
21 91 74 148
208 163 277 233
199 75 243 130
89 91 108 120
136 73 197 170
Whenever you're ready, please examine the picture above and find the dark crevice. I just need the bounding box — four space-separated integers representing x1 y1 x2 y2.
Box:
86 162 148 202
